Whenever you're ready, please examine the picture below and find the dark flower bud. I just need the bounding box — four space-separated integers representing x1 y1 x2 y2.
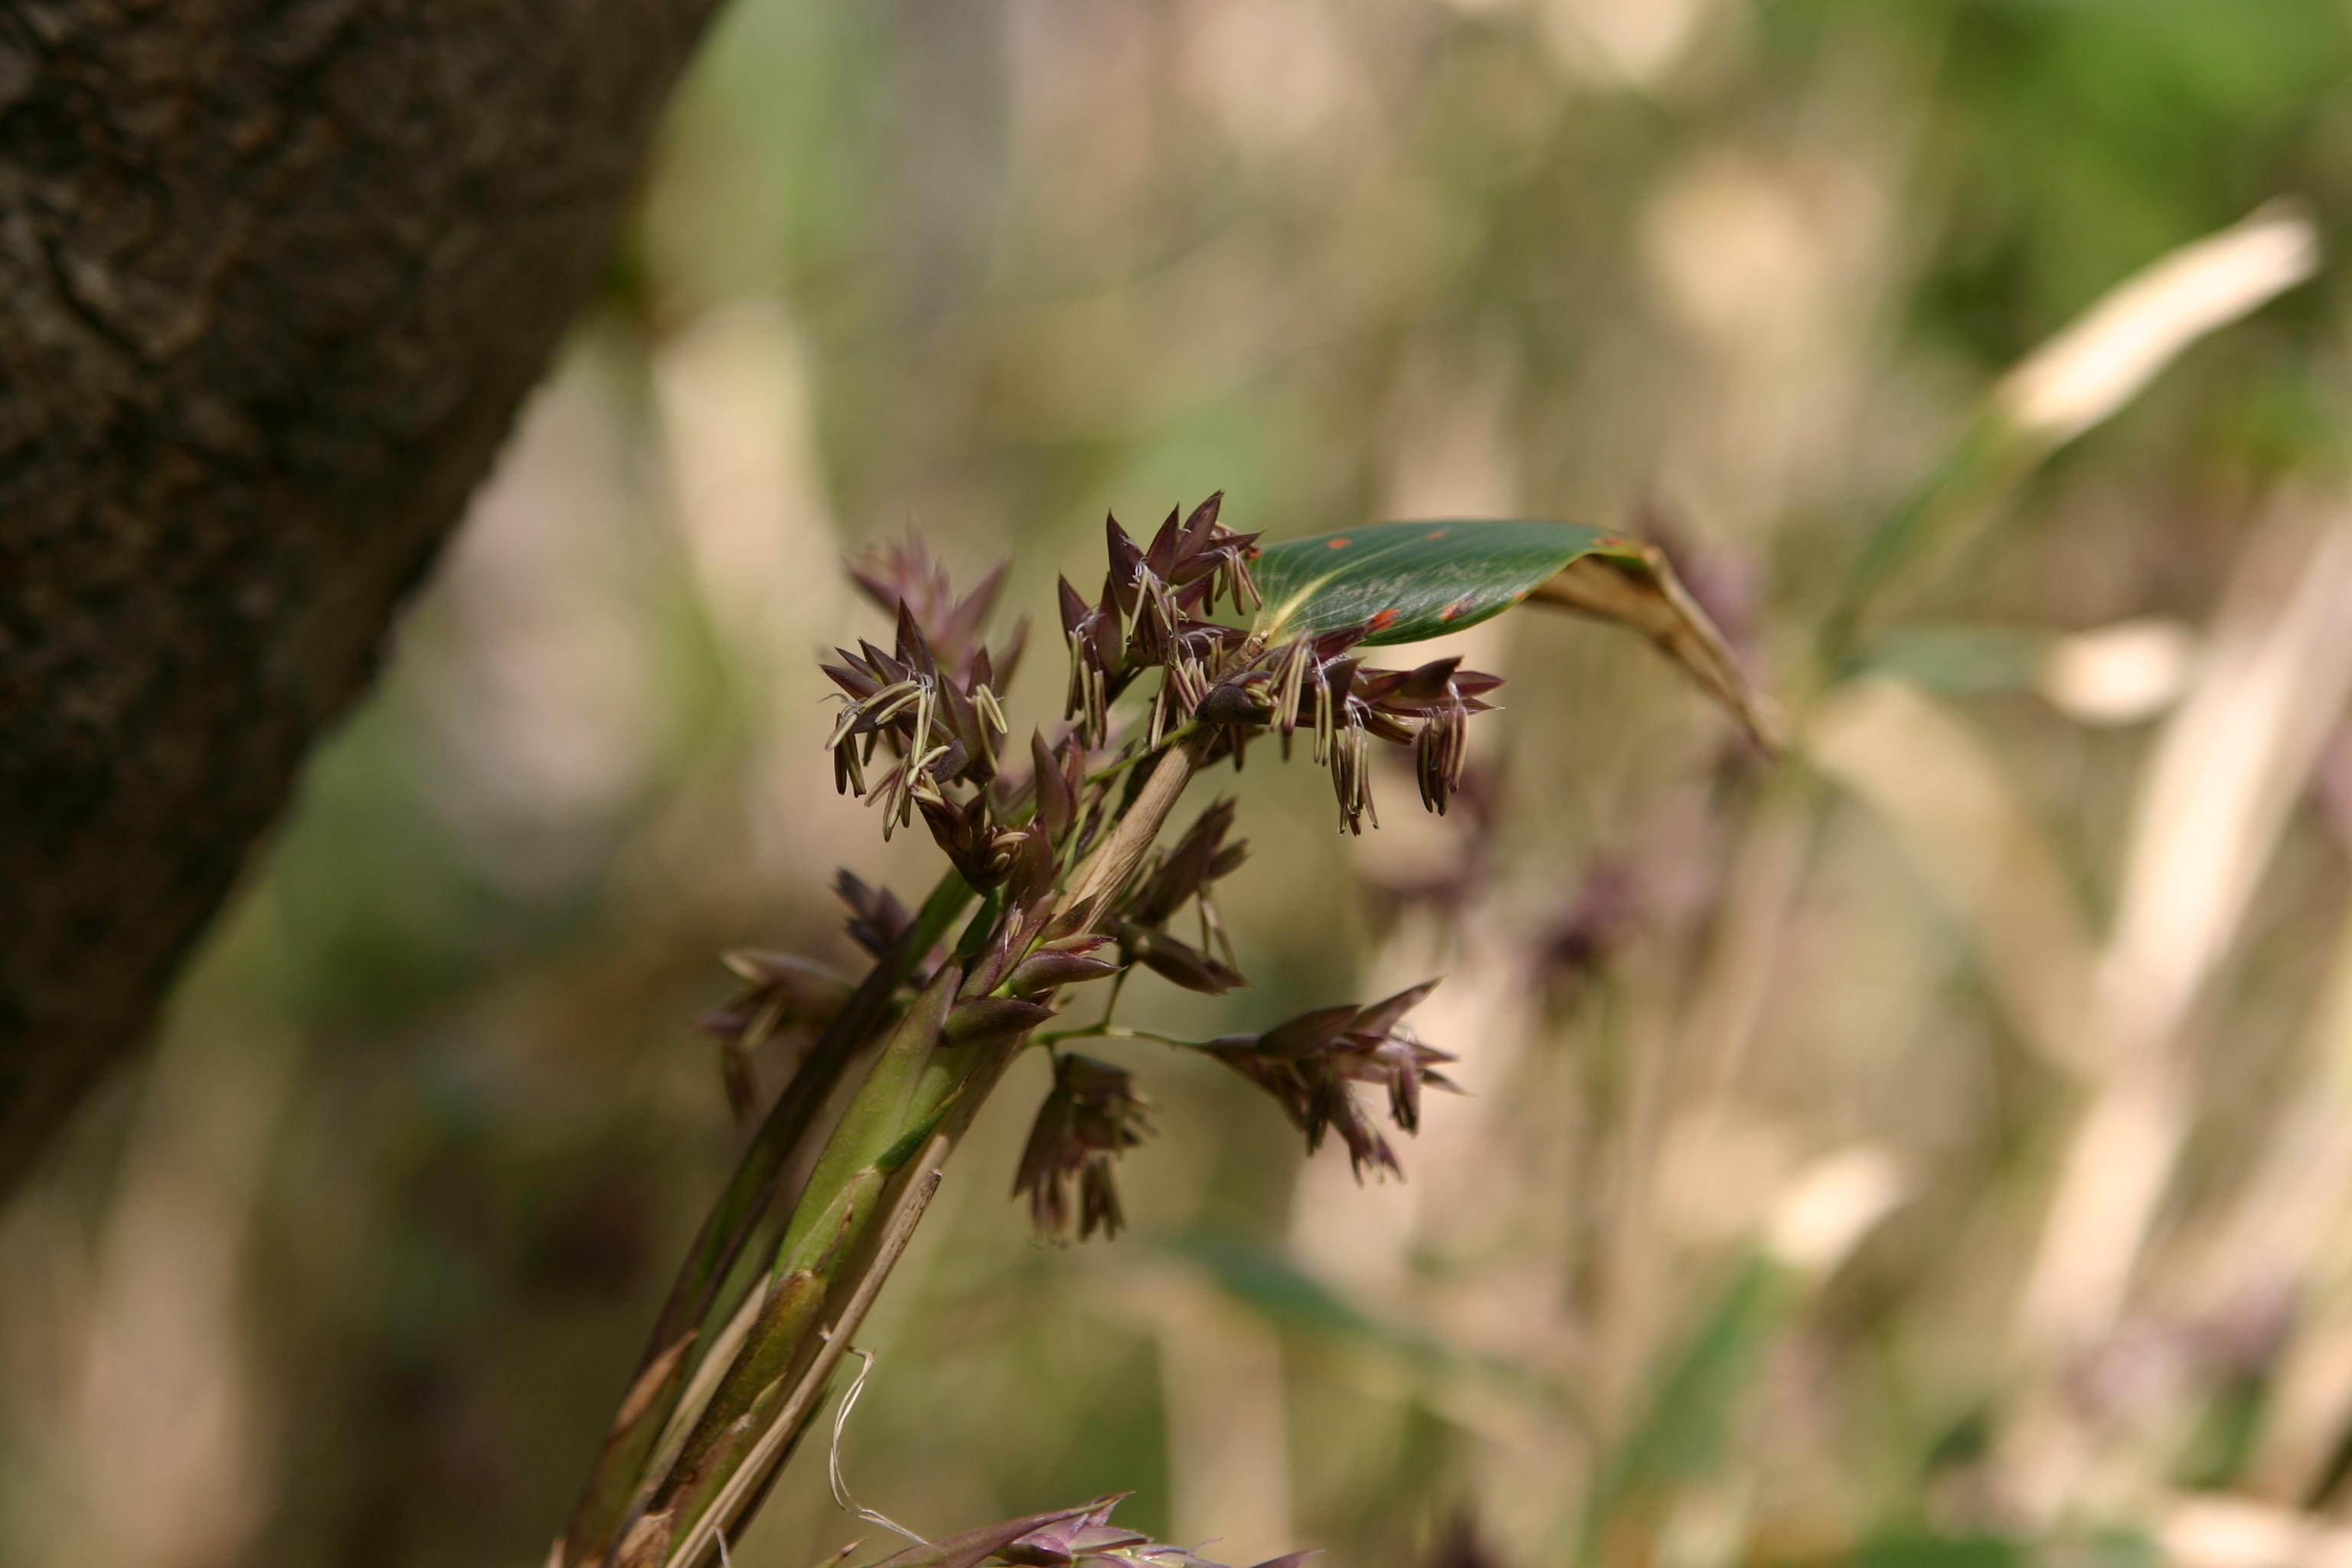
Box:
1000 823 1058 913
918 791 996 888
963 896 1058 998
1197 671 1276 727
694 950 858 1047
1031 729 1077 844
1254 1004 1357 1060
1004 944 1122 996
1125 799 1243 928
892 599 937 680
1144 504 1185 578
1177 489 1223 554
1013 1054 1152 1243
1105 514 1145 618
945 996 1056 1050
1120 925 1243 995
835 872 911 959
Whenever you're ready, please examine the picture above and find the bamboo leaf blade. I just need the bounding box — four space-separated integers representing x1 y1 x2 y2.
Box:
1248 520 1775 749
1250 520 1628 645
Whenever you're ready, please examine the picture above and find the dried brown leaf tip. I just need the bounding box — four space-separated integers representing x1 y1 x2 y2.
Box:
1207 981 1459 1181
1014 1055 1153 1243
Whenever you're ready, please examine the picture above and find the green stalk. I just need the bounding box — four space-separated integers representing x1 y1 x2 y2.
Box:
625 965 968 1563
560 871 975 1566
650 740 1209 1568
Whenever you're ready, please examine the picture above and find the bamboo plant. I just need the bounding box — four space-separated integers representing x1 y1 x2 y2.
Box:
551 498 1766 1568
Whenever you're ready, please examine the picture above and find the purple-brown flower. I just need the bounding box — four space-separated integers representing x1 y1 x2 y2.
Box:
1059 495 1262 746
692 949 857 1120
1112 799 1248 990
835 871 913 959
823 551 1030 874
1206 981 1459 1180
848 534 1030 693
1014 1055 1154 1242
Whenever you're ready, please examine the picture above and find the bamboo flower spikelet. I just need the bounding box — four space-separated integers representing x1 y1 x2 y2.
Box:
555 497 1762 1568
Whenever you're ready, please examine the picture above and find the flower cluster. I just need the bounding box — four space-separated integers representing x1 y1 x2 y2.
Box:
1057 501 1502 835
1112 798 1247 995
823 541 1028 870
1057 495 1263 747
1244 635 1504 832
1014 1054 1153 1243
1204 982 1459 1181
805 504 1474 1241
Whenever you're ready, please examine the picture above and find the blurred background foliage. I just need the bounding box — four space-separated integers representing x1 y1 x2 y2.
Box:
8 1 2352 1565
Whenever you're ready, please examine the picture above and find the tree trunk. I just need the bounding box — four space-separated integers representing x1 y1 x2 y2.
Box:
0 0 722 1201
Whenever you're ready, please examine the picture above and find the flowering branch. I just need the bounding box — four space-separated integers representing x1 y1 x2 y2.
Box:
560 498 1512 1567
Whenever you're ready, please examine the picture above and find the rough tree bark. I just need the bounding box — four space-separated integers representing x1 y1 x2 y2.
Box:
0 0 724 1201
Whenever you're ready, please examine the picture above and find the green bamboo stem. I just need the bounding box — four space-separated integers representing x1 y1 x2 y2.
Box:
560 871 975 1566
618 963 966 1563
644 739 1209 1568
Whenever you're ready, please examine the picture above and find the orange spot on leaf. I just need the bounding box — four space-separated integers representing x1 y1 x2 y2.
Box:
1367 607 1399 632
1439 599 1469 622
1326 537 1351 550
1424 528 1447 540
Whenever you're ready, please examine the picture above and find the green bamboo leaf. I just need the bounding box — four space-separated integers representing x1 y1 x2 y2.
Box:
1248 520 1776 750
1250 519 1624 644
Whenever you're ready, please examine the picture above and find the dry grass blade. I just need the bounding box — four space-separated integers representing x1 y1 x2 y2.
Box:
1821 201 2319 667
1811 675 2101 1075
1994 201 2318 446
1998 511 2352 1514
